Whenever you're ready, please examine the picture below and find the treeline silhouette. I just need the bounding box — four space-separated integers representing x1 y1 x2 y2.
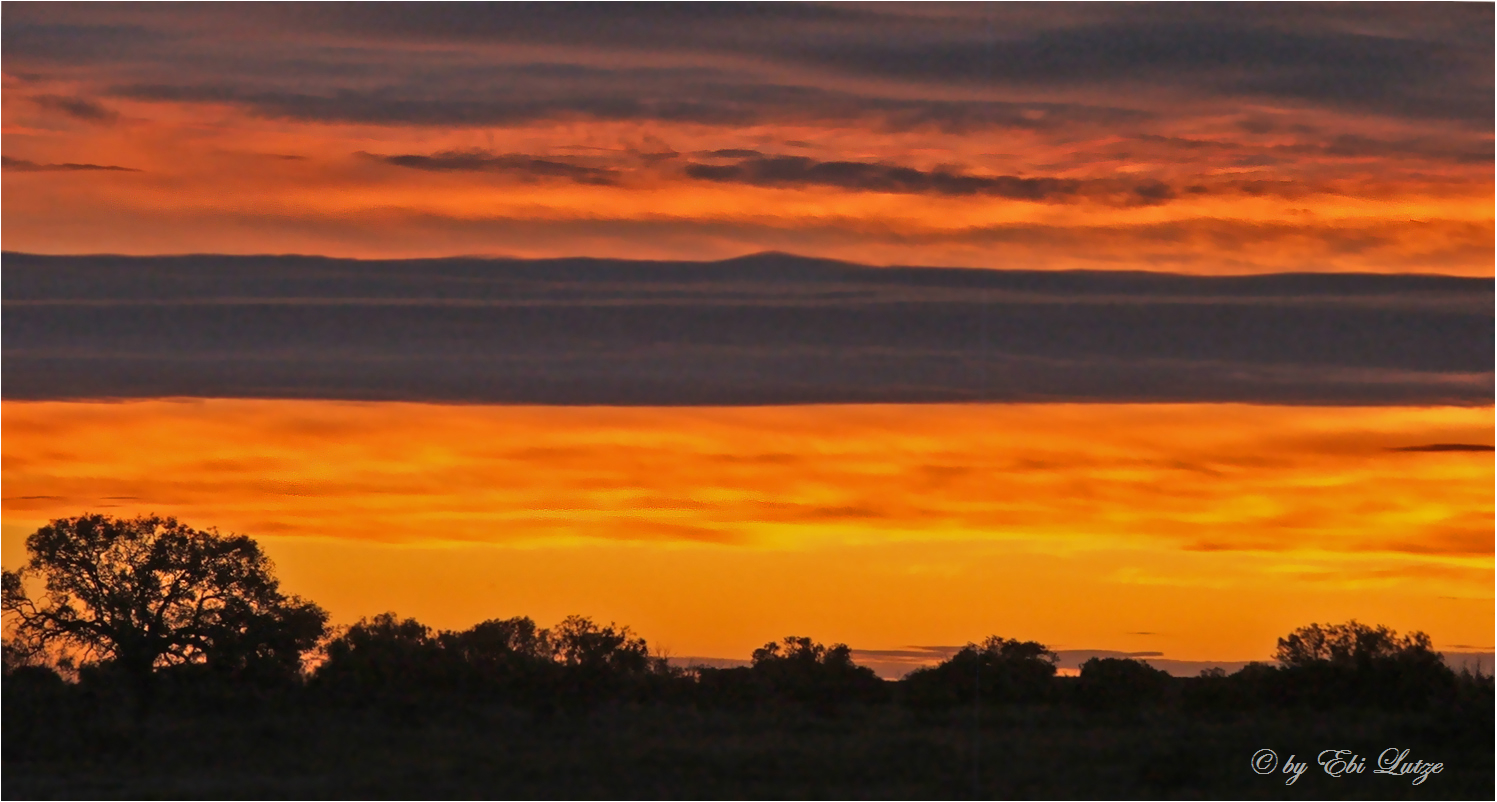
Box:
4 515 1487 715
4 515 1492 798
8 609 1490 716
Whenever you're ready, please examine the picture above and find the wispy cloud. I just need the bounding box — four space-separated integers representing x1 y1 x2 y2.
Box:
683 154 1138 203
359 149 620 185
2 156 139 172
1388 443 1495 452
29 93 120 123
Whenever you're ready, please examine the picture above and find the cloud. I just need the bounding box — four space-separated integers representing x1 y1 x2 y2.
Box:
0 21 176 65
685 154 1085 201
1315 134 1494 165
1388 443 1495 453
2 252 1488 406
704 149 764 159
1373 526 1493 557
278 4 1494 124
785 14 1492 125
684 154 1178 205
7 5 1490 134
30 93 120 123
110 80 1148 134
1 156 139 172
359 149 620 185
0 6 1489 288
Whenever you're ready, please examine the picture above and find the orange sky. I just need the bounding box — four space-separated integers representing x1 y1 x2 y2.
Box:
3 4 1492 273
4 400 1491 662
1 6 1491 669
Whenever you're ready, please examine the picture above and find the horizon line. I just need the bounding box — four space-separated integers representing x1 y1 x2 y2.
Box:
5 250 1492 281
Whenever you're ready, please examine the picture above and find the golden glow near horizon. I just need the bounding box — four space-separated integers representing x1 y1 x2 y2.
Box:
4 400 1491 662
2 7 1492 672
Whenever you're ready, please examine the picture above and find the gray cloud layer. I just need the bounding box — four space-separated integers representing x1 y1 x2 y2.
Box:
4 252 1489 406
3 3 1490 132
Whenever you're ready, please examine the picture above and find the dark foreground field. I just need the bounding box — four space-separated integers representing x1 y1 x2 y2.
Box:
5 700 1491 799
5 530 1492 800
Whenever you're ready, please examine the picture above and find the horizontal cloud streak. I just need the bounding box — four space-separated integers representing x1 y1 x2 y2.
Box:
1389 443 1496 453
3 252 1489 406
685 155 1104 203
361 149 620 185
686 153 1182 205
29 93 119 123
106 79 1154 134
2 156 138 172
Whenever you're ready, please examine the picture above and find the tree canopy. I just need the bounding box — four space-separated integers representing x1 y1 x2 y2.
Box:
902 635 1059 708
1 514 327 685
743 636 887 707
1275 620 1440 668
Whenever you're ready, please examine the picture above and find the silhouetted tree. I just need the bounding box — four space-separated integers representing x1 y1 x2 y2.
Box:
438 615 554 698
440 616 551 665
312 613 447 706
551 615 654 674
312 613 676 710
1276 620 1436 668
902 636 1058 710
748 636 886 710
1272 620 1454 708
1183 662 1276 713
1 514 327 699
548 615 675 707
1076 657 1173 710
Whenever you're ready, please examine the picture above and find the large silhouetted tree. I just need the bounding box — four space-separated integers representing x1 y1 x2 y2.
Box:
1272 620 1454 708
1 514 327 693
902 636 1058 709
551 615 655 674
1275 620 1438 668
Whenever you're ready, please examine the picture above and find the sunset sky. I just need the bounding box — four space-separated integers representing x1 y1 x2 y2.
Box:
3 3 1492 272
2 3 1492 671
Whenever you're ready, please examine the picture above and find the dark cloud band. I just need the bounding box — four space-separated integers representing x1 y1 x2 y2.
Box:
7 4 1489 126
4 252 1489 406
